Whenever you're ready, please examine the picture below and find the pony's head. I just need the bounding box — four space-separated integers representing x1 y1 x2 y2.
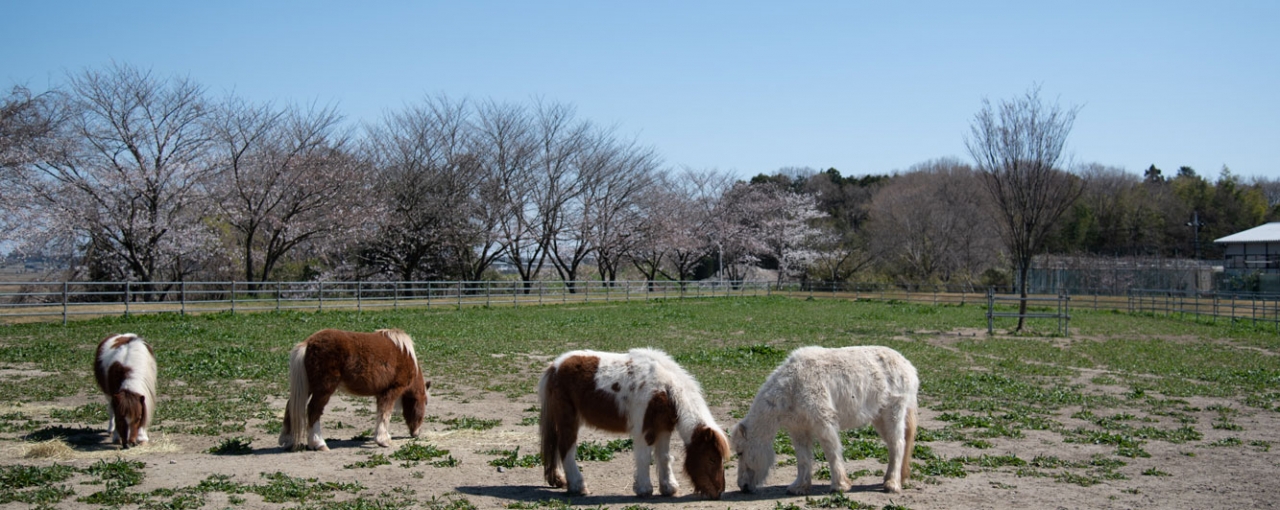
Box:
111 390 147 448
401 376 431 437
730 420 775 493
684 424 729 499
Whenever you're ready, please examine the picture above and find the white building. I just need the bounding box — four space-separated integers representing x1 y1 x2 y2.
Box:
1215 222 1280 273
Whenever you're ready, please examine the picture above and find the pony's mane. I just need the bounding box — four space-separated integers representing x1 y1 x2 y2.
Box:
377 329 419 369
627 348 725 445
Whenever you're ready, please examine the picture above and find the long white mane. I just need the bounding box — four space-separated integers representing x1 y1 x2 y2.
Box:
378 328 419 370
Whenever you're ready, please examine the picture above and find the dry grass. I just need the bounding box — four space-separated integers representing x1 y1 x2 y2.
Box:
15 434 181 460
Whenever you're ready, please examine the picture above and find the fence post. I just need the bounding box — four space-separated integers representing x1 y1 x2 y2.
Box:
514 281 519 307
457 282 462 310
318 281 323 312
181 281 186 316
231 281 236 315
987 287 994 334
62 281 68 325
394 282 399 311
277 281 282 312
486 281 491 307
357 281 362 313
124 282 130 318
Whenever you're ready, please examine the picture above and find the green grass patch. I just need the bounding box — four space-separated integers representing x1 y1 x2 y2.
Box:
442 416 501 431
207 436 254 455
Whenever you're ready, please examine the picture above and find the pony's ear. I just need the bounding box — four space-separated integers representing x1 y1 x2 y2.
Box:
424 379 432 390
734 422 746 436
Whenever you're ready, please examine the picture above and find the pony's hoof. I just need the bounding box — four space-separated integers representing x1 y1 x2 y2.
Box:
633 482 653 497
376 440 392 448
883 481 902 494
659 482 678 497
830 481 851 493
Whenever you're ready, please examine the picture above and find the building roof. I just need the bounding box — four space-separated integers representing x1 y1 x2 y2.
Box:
1215 222 1280 244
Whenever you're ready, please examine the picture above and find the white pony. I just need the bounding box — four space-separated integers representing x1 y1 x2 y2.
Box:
93 333 158 448
730 346 919 494
538 348 730 499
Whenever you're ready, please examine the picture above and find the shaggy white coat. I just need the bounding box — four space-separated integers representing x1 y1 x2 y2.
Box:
730 345 919 494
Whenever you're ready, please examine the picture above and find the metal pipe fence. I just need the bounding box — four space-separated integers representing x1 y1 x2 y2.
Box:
6 278 1280 330
0 279 772 324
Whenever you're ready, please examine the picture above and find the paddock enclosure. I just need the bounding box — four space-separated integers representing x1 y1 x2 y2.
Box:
0 296 1277 509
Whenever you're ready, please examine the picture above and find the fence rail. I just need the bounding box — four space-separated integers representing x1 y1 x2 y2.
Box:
6 278 1280 330
0 279 772 324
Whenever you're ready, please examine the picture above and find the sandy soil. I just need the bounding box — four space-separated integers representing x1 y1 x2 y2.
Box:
3 363 1279 509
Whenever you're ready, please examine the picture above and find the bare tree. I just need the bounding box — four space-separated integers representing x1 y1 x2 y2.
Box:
866 159 995 285
474 100 538 282
966 85 1083 330
528 101 590 290
548 128 661 286
589 140 661 283
209 99 369 282
362 95 480 281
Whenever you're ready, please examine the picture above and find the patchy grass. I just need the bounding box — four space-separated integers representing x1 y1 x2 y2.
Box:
207 435 254 455
0 296 1278 506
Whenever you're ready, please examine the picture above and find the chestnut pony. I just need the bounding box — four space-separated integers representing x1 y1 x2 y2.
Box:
538 348 729 499
279 329 430 451
94 333 157 448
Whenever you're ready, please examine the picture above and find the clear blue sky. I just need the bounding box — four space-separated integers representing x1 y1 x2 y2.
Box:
4 1 1277 181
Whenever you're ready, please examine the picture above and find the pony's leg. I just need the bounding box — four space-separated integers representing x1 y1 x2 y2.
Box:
279 407 294 449
105 401 118 444
816 422 849 492
631 434 655 497
874 409 907 494
562 440 588 495
786 429 815 495
653 431 679 497
373 394 395 447
306 390 334 451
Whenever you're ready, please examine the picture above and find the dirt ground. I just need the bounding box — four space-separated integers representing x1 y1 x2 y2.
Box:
3 359 1280 509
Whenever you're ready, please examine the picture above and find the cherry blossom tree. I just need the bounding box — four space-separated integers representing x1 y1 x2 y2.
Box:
6 64 220 286
718 182 827 286
209 98 370 283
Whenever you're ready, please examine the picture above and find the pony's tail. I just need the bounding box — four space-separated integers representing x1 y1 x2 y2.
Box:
901 405 917 483
537 365 563 488
285 343 310 451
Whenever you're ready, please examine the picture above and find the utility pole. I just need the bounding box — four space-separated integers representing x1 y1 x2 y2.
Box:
1187 211 1204 259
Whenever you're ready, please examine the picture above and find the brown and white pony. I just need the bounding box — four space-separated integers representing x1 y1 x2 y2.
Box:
731 346 919 495
94 333 157 448
279 328 430 451
538 348 730 499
